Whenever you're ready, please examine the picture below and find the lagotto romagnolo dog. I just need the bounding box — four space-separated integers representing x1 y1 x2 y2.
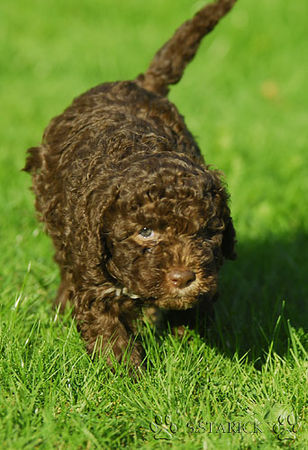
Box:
25 0 237 368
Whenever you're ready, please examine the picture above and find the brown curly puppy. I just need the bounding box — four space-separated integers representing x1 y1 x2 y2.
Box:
25 0 237 367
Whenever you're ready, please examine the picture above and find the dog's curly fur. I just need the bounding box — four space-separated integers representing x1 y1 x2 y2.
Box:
24 0 237 367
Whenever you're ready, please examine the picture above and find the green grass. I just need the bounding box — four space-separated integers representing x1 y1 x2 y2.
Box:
0 0 307 448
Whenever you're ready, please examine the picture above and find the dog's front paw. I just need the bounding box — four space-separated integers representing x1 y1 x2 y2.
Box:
86 331 144 371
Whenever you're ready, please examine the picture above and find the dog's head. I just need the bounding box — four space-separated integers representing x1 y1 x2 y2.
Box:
99 153 235 309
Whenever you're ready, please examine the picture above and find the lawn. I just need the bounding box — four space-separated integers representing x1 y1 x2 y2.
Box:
0 0 307 448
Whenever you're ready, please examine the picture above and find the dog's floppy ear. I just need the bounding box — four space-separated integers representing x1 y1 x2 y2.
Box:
222 214 236 260
73 169 122 264
207 168 236 260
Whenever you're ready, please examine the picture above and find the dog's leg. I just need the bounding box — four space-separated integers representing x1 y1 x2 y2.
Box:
75 298 143 368
54 271 73 313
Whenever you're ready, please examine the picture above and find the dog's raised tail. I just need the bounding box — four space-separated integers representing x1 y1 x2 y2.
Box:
136 0 236 96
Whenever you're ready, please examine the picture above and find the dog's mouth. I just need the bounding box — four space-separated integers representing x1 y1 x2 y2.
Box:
151 283 211 309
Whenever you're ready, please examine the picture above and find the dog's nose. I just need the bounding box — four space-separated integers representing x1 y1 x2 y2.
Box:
166 267 196 289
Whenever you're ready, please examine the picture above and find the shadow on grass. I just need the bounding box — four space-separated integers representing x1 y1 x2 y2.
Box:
208 230 308 364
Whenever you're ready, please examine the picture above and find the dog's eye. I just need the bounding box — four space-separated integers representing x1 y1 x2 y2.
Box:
138 227 154 239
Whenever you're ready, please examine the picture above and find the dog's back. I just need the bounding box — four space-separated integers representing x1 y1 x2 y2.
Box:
25 0 236 174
